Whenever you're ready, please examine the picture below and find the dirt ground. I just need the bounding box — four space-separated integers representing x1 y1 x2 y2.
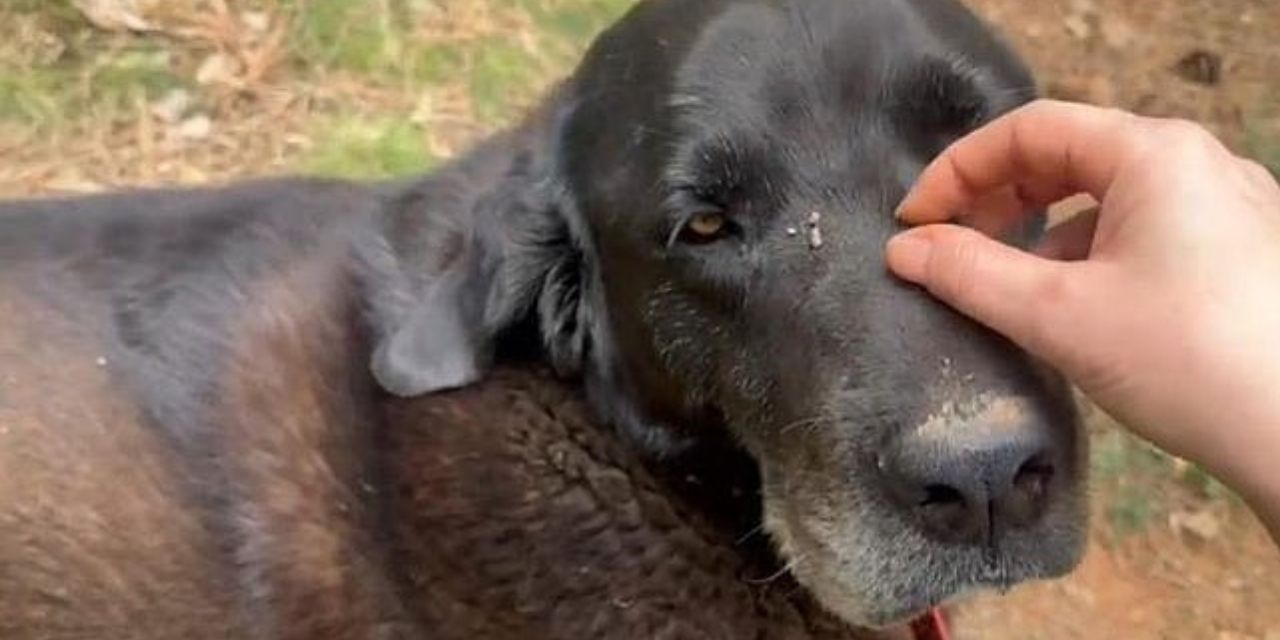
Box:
1 1 1277 638
951 2 1280 638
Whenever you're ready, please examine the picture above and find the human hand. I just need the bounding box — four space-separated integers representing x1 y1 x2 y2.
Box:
885 100 1280 525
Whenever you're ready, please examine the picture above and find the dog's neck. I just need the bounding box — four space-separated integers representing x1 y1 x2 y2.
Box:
376 365 902 639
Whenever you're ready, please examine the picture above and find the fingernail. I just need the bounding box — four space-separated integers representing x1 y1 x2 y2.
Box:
894 190 919 220
885 232 932 283
893 200 910 220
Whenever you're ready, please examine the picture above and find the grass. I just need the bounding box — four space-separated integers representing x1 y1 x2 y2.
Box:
1088 413 1243 542
1243 91 1280 176
0 8 187 142
1179 463 1239 504
1247 125 1280 177
299 115 434 180
1091 428 1171 538
0 0 637 192
283 0 633 124
281 0 636 168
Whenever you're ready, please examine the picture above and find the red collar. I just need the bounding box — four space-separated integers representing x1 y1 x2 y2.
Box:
910 607 952 640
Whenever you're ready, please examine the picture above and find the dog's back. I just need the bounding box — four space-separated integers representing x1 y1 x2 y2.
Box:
0 179 416 639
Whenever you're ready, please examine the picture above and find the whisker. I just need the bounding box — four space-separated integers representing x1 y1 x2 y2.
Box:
735 522 766 546
777 412 857 435
778 415 830 434
746 554 805 585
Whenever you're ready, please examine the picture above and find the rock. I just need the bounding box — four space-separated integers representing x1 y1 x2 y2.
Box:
71 0 155 32
196 52 243 87
1100 19 1136 50
1064 14 1092 40
1173 50 1223 86
1169 509 1222 542
1216 633 1256 640
177 115 213 141
150 89 192 124
1170 455 1192 475
241 11 271 33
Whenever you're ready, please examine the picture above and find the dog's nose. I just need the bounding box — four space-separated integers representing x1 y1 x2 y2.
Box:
879 397 1057 544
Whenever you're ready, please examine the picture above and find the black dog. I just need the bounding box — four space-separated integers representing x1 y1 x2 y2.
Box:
0 0 1085 637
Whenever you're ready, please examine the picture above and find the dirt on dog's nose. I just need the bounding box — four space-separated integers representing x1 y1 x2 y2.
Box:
878 396 1058 545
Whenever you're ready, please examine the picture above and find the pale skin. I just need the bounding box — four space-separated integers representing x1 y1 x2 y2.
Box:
886 99 1280 543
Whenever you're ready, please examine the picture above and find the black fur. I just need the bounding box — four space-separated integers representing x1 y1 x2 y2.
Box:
0 0 1086 637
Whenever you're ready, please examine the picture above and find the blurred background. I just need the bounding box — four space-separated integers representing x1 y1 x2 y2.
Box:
0 1 1276 638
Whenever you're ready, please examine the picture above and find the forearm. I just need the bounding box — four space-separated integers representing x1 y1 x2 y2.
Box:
1166 336 1280 547
1203 412 1280 546
1232 447 1280 546
1238 474 1280 546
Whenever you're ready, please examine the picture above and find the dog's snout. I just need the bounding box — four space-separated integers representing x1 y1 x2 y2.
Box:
880 396 1058 545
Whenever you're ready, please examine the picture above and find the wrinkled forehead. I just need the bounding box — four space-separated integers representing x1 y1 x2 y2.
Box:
562 0 1033 210
674 1 902 105
669 0 1031 131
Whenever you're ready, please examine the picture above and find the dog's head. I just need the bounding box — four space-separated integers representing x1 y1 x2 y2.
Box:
371 0 1086 627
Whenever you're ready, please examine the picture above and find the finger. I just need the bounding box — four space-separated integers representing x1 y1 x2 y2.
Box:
959 185 1028 238
896 100 1140 225
1035 207 1100 261
886 224 1076 360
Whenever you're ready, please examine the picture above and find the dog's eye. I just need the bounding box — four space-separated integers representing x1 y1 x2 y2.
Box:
680 211 730 244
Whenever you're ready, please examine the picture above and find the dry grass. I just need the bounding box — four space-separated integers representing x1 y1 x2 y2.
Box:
0 0 633 195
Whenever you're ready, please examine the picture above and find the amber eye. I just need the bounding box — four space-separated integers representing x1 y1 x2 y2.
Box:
684 211 728 240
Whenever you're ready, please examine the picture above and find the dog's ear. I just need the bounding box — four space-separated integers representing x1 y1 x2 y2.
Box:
365 109 593 397
368 248 492 397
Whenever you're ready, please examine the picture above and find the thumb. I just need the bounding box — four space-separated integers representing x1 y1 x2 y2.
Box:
886 224 1074 360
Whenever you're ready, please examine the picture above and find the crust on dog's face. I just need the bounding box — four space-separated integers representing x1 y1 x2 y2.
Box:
560 0 1086 627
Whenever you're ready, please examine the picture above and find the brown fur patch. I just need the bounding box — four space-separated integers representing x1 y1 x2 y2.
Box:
381 367 913 640
215 256 418 639
0 284 241 639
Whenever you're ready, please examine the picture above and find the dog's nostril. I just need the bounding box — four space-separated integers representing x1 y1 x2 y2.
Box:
884 436 1059 543
911 482 978 542
919 483 965 508
1002 453 1055 529
1012 455 1054 497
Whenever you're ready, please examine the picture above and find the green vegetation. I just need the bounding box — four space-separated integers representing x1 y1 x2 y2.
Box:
278 0 633 177
284 0 634 131
299 115 434 180
1247 125 1280 177
284 0 410 76
0 69 62 124
1091 428 1171 538
0 0 637 185
0 8 184 132
1090 418 1242 541
1179 463 1239 504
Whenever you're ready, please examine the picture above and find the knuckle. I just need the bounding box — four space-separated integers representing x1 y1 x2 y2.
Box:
1030 265 1076 311
1102 106 1139 131
1130 118 1219 168
1159 118 1218 151
1022 268 1077 358
930 230 985 303
1023 99 1089 126
1240 158 1277 185
1021 99 1059 118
